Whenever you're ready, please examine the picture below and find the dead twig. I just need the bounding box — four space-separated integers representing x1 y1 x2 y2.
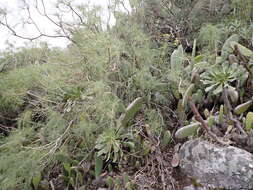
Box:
222 88 247 136
188 97 229 145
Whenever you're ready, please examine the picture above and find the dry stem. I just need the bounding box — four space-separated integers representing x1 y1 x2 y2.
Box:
188 97 229 145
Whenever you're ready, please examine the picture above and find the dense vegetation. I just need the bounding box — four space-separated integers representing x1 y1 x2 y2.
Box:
0 0 253 189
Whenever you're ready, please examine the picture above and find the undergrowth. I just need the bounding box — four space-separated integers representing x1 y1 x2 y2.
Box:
0 0 252 189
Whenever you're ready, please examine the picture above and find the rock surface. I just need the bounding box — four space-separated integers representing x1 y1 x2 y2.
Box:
183 185 208 190
179 139 253 190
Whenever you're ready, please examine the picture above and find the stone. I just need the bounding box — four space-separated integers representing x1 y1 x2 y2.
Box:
179 139 253 190
183 185 208 190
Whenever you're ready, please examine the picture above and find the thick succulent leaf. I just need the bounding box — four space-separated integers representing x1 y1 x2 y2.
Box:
221 34 239 58
171 45 184 71
205 83 219 92
192 89 204 104
234 100 253 115
213 84 223 95
216 56 222 64
95 155 103 179
207 115 215 127
194 55 205 63
119 97 144 127
192 39 197 60
32 172 42 190
245 112 253 131
161 130 172 147
175 122 201 139
230 41 253 58
177 99 187 125
202 80 215 85
218 105 224 125
182 84 195 108
227 88 238 103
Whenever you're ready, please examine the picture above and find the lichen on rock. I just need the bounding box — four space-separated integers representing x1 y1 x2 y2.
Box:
179 139 253 190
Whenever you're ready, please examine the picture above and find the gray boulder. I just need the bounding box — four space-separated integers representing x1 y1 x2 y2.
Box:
183 185 208 190
179 139 253 190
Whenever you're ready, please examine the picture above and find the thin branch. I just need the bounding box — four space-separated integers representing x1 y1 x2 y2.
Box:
0 16 70 41
188 97 230 145
40 0 61 27
50 180 56 190
0 124 12 132
26 4 42 34
0 0 77 44
222 88 247 136
26 90 58 104
65 3 84 24
119 0 130 15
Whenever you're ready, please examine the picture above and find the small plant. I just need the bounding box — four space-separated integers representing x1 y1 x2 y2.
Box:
201 63 247 95
95 129 133 162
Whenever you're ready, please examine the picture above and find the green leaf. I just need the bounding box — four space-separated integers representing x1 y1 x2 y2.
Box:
63 163 71 176
161 130 172 147
194 55 204 63
143 140 151 155
213 84 223 95
221 34 239 58
32 172 42 190
177 99 187 125
227 88 238 103
192 89 204 104
182 84 195 108
245 112 253 131
205 83 219 92
218 105 224 125
124 141 135 149
119 97 144 127
171 45 184 71
175 122 201 139
113 142 120 153
216 56 222 64
97 148 107 157
95 154 103 179
230 41 253 58
234 100 253 115
207 116 215 127
191 39 197 60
